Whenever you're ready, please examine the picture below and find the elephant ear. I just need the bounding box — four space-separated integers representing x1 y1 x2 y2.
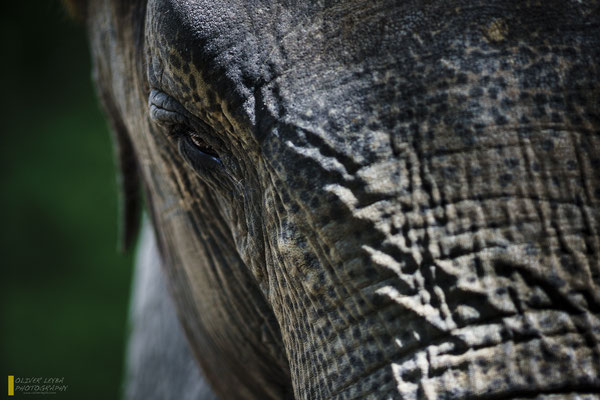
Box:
97 86 142 253
62 0 140 250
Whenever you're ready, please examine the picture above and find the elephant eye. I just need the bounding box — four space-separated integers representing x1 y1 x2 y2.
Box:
176 130 223 172
149 89 223 172
188 134 220 159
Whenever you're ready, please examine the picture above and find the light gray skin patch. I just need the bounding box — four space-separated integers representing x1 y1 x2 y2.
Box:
124 220 218 400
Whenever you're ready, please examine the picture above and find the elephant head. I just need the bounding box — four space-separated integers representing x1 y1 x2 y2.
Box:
75 0 600 398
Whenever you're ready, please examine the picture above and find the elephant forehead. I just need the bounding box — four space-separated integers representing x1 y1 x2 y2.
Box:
146 0 423 140
147 0 597 176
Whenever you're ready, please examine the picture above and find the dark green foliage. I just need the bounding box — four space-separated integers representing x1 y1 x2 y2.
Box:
0 2 133 399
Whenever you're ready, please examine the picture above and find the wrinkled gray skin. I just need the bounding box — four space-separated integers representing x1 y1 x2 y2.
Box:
84 0 600 398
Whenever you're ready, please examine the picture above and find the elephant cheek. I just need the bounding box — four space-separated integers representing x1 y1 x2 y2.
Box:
261 168 600 399
271 232 600 399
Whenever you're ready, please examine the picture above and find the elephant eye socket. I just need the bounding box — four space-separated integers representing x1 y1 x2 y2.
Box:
188 134 220 159
149 89 223 172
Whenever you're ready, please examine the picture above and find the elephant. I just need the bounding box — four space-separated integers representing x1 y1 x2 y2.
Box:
69 0 600 398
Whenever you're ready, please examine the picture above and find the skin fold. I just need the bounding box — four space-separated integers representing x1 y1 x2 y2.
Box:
79 0 600 398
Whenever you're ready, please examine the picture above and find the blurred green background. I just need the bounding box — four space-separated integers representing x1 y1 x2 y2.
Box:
1 2 134 399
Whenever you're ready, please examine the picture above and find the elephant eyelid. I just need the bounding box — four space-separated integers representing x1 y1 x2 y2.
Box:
148 88 190 127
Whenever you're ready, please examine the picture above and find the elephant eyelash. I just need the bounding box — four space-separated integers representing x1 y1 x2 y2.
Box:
177 133 224 171
172 127 220 160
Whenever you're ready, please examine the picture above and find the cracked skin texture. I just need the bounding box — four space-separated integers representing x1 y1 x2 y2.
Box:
82 0 600 398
